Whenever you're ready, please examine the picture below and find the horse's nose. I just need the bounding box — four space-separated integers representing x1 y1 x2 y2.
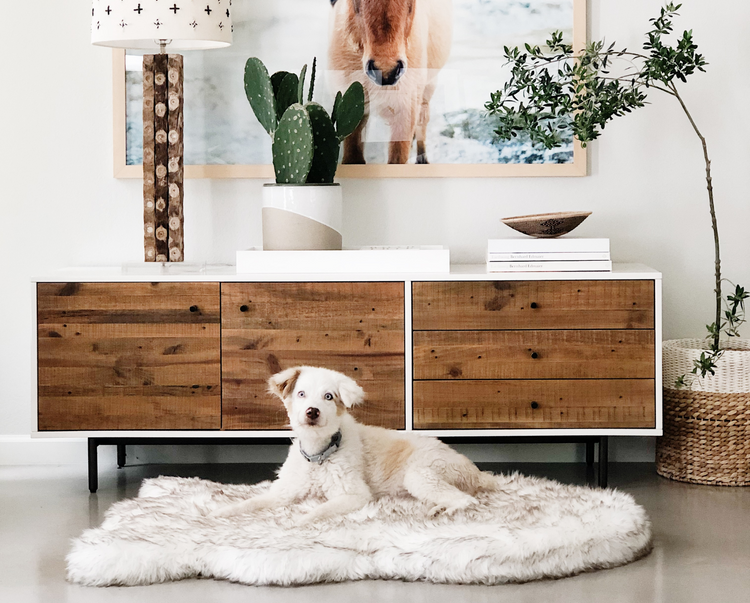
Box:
306 407 320 421
366 59 405 86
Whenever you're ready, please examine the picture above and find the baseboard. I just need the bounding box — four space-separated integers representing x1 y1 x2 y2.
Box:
0 435 91 466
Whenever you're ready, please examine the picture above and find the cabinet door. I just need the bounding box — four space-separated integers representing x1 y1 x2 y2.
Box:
37 282 221 430
222 282 405 430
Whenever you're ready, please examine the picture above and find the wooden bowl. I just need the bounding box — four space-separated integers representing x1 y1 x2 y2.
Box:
501 211 592 238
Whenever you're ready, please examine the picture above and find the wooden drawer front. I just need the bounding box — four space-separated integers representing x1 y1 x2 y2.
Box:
414 380 656 429
413 330 654 380
222 282 405 430
412 281 654 330
37 283 221 430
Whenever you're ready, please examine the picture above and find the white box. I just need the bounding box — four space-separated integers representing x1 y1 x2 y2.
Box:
236 247 450 274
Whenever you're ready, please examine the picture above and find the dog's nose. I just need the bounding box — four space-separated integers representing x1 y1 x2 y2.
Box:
306 407 320 420
366 59 405 86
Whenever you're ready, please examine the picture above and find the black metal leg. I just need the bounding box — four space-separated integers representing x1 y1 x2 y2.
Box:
598 436 609 488
117 444 127 468
585 440 595 467
88 438 99 494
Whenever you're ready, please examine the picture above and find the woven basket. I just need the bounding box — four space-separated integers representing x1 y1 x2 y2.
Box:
657 338 750 486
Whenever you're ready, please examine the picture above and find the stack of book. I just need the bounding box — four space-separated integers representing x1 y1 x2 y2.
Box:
487 238 612 273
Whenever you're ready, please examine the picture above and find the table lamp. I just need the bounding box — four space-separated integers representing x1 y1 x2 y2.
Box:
92 1 233 262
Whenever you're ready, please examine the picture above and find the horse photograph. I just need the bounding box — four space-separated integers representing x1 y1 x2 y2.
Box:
124 0 576 169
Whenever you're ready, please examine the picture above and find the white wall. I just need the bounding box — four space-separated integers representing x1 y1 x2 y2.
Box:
1 1 748 465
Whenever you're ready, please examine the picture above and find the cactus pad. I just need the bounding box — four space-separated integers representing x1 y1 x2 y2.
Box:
272 104 314 184
244 58 277 136
335 82 366 141
331 91 343 126
276 73 300 123
297 64 308 105
305 103 340 184
271 71 292 98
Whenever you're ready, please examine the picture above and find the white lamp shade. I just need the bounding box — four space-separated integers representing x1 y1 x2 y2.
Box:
91 0 232 50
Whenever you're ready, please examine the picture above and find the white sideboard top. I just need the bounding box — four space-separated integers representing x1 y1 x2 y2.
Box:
33 263 661 283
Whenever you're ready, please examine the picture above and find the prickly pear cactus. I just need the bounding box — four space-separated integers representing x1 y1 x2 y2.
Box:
244 58 277 136
306 103 340 184
245 56 366 184
272 104 314 184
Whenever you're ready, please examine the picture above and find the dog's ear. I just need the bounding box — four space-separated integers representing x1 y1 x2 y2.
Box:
337 375 365 408
268 367 301 401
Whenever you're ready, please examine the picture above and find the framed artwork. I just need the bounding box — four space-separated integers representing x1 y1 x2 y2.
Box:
113 0 586 179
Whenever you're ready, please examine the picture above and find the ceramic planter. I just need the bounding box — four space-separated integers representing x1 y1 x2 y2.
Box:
262 184 343 251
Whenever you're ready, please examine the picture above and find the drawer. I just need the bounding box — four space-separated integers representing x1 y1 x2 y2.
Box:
221 282 406 430
37 282 221 430
412 281 654 330
413 380 656 429
413 330 655 380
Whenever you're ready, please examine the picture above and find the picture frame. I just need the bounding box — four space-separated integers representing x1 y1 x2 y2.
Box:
112 0 587 179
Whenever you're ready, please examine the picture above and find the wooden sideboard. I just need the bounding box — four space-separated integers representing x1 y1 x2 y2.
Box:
32 264 662 490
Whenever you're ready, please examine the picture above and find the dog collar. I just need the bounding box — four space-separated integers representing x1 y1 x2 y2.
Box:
299 431 342 465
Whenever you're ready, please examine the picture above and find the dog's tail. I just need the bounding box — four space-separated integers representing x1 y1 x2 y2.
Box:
477 470 501 492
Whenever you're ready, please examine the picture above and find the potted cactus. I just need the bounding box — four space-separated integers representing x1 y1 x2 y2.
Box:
244 57 365 250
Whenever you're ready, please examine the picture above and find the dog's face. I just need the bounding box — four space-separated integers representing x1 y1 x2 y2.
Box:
268 367 365 434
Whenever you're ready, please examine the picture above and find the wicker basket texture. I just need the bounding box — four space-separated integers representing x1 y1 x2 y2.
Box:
657 339 750 486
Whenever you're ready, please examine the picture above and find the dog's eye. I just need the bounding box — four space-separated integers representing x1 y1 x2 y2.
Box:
297 391 305 398
324 393 333 400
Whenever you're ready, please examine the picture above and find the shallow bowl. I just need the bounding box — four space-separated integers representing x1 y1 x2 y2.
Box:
501 211 592 238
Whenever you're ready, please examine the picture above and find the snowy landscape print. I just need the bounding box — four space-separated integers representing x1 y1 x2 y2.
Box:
125 0 575 167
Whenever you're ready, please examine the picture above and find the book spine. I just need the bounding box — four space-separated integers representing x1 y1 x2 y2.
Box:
487 260 613 272
487 252 611 261
487 239 610 253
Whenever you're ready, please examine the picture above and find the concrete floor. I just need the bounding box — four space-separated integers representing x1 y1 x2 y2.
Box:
1 461 748 603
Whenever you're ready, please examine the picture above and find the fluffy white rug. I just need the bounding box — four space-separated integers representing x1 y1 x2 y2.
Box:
67 473 652 587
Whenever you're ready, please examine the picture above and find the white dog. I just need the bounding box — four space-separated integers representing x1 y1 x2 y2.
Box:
213 366 498 521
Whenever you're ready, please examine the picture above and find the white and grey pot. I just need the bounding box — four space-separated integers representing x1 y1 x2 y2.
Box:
262 184 343 251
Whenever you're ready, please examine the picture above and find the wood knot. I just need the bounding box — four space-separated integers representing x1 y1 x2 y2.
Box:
448 366 463 378
484 297 505 311
59 283 81 297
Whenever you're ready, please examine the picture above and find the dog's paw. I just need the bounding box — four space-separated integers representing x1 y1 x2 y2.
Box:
428 495 478 517
427 504 446 518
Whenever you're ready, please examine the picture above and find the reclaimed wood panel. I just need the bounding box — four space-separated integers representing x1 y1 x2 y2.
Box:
413 380 656 429
412 280 654 330
37 282 221 430
142 54 156 261
153 52 170 262
222 282 405 430
167 54 184 262
414 330 655 380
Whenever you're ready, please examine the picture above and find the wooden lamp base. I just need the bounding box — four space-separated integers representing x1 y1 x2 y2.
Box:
142 53 184 262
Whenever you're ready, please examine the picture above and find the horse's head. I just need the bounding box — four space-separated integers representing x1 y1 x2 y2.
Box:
347 0 416 86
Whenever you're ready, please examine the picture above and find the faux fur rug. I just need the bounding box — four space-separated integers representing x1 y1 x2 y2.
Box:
67 473 652 587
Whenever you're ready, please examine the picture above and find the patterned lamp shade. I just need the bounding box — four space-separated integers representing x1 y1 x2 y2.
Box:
91 0 233 50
